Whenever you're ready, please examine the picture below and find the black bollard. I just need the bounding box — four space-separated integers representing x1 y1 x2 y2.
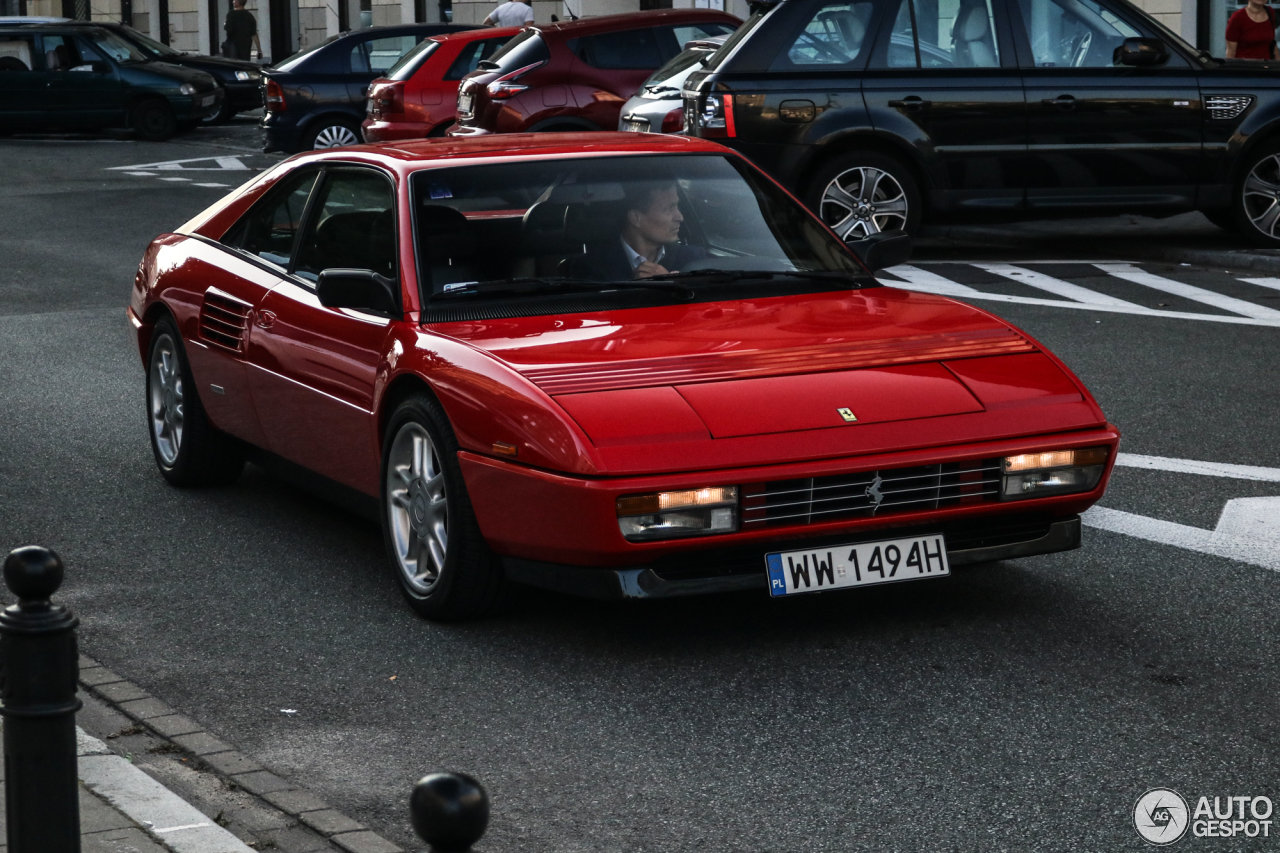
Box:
410 772 489 852
0 546 82 853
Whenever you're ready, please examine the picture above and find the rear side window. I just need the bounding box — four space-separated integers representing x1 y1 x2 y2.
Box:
873 0 1001 68
777 1 877 67
445 37 508 79
485 29 549 72
387 38 439 81
38 34 85 71
294 170 397 281
351 34 419 74
0 34 37 71
574 28 663 69
224 171 319 269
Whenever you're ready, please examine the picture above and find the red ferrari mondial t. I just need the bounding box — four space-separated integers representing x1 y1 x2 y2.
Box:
128 133 1119 620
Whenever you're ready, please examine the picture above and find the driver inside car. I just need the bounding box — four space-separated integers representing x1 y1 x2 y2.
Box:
569 179 707 280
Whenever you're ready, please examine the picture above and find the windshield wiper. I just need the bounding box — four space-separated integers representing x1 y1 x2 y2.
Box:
428 276 694 302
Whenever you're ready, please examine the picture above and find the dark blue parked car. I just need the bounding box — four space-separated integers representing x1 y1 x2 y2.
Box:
262 23 472 153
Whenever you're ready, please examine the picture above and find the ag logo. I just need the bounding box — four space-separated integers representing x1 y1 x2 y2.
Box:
1134 788 1189 845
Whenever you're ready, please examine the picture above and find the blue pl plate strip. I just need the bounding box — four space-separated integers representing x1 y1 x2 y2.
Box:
766 553 787 597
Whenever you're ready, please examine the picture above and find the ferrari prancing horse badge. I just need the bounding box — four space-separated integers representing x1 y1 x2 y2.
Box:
837 407 858 423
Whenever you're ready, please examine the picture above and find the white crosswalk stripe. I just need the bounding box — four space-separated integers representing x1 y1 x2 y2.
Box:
1095 263 1280 320
878 261 1280 328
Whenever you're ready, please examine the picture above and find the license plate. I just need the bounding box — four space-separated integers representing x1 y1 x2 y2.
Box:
766 533 949 597
621 118 649 133
201 94 216 106
457 91 473 114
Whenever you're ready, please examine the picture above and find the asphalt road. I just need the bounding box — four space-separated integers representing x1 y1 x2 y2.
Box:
2 122 1279 852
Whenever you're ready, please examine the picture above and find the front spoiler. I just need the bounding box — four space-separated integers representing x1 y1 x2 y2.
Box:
503 515 1081 600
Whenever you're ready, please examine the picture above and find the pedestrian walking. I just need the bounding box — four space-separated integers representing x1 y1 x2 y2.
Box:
1226 0 1278 59
223 0 262 61
483 0 533 28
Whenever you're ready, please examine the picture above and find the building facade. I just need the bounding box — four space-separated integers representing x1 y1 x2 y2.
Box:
0 0 1252 65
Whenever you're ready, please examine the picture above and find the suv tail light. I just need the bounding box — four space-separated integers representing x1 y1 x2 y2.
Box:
369 81 404 117
697 93 735 138
265 79 286 113
661 107 684 134
486 61 544 100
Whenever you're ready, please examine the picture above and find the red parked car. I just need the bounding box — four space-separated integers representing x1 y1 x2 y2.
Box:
128 132 1119 620
449 10 738 137
363 26 521 143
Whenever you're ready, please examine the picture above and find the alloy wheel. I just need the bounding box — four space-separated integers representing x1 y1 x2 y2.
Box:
1243 154 1280 239
148 335 184 467
387 422 448 595
819 166 909 240
312 125 359 149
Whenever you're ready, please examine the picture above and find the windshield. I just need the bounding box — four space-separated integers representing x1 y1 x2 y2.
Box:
642 45 717 93
118 25 180 57
79 28 149 63
387 37 438 79
275 33 340 71
410 153 865 301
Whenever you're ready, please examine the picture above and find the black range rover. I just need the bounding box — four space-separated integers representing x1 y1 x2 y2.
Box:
683 0 1280 245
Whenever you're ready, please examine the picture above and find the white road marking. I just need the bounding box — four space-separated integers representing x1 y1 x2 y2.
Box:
1239 277 1280 292
77 728 255 853
107 155 255 172
194 182 230 188
1082 504 1280 571
159 177 192 182
1115 453 1280 482
124 171 157 177
1215 496 1280 543
880 265 983 296
1095 262 1280 320
973 262 1141 307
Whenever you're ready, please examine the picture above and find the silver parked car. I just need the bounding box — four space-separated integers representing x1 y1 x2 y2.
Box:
618 35 726 135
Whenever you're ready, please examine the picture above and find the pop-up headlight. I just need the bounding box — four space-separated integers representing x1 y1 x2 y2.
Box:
617 487 738 541
1001 447 1108 499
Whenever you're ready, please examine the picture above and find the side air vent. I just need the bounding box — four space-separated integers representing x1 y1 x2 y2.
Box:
1206 95 1253 121
198 288 252 353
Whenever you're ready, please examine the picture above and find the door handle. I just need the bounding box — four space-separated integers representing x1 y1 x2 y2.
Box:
254 309 276 329
1042 95 1076 111
888 96 932 111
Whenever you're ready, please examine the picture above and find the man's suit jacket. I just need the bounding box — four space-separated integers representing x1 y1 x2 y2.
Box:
567 240 707 281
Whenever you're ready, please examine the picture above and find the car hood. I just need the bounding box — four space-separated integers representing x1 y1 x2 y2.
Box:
431 286 1107 473
135 60 220 88
168 54 261 74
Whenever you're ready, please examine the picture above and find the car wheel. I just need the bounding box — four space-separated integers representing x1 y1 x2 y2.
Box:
806 151 922 241
381 392 509 620
1235 144 1280 246
132 99 178 142
201 99 236 125
146 317 245 486
305 119 361 150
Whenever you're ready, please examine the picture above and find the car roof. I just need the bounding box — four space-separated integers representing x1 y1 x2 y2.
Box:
429 24 522 44
327 22 473 41
299 131 732 170
534 9 740 36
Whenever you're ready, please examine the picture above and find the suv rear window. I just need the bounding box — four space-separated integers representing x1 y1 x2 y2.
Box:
483 29 549 72
776 0 876 68
573 28 663 69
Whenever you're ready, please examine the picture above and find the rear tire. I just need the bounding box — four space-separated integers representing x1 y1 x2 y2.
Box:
133 99 178 141
1233 143 1280 246
380 392 509 621
304 118 360 149
146 317 245 486
805 151 922 241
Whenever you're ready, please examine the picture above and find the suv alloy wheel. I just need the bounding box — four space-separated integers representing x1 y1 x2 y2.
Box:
807 152 922 241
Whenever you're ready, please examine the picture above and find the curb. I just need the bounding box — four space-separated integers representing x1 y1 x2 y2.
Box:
79 655 406 853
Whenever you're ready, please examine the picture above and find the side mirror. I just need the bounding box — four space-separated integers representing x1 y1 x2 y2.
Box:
847 230 912 273
316 269 399 315
1114 37 1168 67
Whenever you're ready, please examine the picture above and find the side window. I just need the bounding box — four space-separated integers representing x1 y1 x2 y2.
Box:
779 1 876 67
352 35 418 74
294 170 397 281
445 37 506 80
872 0 1001 68
1016 0 1138 67
225 171 319 268
578 28 664 69
0 34 37 71
40 34 83 71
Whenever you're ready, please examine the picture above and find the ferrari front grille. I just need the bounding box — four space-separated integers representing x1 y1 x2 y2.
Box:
198 288 252 353
1206 95 1253 121
742 459 1003 527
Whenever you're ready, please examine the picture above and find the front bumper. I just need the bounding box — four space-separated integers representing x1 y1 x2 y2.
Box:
504 515 1082 599
175 88 224 121
224 81 263 111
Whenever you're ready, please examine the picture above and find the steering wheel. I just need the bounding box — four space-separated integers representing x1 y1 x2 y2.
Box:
1071 30 1093 66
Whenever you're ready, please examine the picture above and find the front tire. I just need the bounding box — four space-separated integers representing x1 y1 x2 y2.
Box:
805 151 922 241
146 317 245 486
1235 144 1280 246
381 392 509 621
133 99 178 141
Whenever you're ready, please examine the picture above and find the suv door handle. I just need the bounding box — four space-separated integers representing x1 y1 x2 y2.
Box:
888 96 932 111
1042 95 1076 111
